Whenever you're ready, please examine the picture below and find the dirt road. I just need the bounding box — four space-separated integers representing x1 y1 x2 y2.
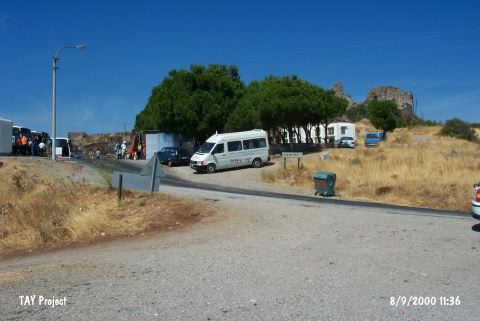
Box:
1 184 479 320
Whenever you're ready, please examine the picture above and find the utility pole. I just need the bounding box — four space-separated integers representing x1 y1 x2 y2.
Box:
51 44 86 161
123 123 126 142
51 57 58 160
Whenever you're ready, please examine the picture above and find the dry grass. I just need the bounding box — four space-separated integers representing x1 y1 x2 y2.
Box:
262 126 480 212
0 160 211 256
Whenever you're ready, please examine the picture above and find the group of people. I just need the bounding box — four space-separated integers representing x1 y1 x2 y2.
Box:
111 141 144 160
114 141 127 159
13 135 48 157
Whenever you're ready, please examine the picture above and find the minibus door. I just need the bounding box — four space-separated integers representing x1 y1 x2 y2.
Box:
212 143 227 170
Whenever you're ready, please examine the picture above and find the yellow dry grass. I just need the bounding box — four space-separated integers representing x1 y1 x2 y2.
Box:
263 126 480 212
0 160 210 256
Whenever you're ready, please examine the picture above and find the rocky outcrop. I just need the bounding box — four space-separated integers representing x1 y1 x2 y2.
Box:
331 81 356 109
366 86 414 116
69 132 127 159
331 82 414 117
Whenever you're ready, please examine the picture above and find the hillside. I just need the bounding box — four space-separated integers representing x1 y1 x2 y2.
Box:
68 132 129 159
262 124 479 212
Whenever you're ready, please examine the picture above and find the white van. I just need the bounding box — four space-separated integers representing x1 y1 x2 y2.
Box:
190 129 270 173
55 137 72 159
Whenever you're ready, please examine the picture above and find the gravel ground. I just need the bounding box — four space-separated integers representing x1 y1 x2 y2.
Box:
164 157 310 194
1 185 479 320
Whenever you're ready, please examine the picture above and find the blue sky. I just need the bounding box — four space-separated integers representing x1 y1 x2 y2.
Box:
1 0 479 135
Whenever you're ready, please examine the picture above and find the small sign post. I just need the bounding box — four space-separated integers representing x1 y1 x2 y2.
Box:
150 155 158 194
118 174 123 202
282 152 303 172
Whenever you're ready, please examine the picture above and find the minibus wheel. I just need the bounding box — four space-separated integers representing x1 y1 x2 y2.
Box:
252 158 262 168
206 163 216 174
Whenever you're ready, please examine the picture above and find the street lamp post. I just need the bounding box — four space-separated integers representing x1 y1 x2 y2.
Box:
51 44 86 160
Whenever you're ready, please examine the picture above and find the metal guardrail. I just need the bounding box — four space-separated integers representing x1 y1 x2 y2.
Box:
111 155 165 197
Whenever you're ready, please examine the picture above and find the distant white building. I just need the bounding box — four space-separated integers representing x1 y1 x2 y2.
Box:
0 118 13 155
282 122 356 144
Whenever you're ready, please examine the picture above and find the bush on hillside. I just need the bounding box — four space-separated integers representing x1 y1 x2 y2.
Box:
440 118 478 141
345 103 368 122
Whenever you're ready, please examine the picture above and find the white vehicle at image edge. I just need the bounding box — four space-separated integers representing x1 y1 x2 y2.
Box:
472 183 480 219
190 129 270 173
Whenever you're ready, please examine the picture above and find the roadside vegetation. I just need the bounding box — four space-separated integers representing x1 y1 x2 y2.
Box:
262 125 480 212
0 160 211 256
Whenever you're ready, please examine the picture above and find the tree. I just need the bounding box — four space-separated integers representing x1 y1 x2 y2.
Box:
316 90 348 145
226 76 318 148
345 103 368 122
440 118 478 141
367 100 400 138
134 64 244 145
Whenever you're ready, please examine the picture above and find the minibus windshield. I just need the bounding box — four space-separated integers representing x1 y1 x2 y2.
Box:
198 142 215 154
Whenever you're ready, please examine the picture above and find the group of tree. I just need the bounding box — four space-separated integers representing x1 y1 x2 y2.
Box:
224 75 349 147
440 118 478 141
134 65 244 146
134 64 404 145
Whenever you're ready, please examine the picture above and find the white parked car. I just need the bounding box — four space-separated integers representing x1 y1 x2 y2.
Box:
190 129 270 174
472 183 480 220
338 136 355 148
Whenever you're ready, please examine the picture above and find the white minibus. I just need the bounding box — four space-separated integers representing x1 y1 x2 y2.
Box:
190 130 270 173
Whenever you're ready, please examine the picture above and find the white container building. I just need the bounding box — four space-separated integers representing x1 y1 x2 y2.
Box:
0 118 13 155
282 122 356 144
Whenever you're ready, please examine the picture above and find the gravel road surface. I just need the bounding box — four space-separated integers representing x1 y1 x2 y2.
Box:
1 185 479 320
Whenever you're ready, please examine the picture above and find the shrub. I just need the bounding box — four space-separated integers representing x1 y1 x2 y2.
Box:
345 104 368 122
440 118 478 141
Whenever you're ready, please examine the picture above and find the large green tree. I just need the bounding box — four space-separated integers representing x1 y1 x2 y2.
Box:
367 99 400 138
226 76 319 147
315 90 348 145
134 64 244 145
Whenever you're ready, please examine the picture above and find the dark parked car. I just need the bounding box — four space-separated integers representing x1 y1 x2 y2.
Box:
156 147 192 167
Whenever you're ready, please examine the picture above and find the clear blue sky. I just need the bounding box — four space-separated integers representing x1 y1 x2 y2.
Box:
1 0 479 135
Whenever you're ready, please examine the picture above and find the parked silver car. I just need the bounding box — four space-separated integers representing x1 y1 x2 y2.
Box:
472 183 480 219
338 136 355 148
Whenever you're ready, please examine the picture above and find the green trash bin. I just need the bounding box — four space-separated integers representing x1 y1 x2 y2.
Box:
313 172 336 196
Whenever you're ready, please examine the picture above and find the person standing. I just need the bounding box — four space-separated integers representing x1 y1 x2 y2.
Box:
136 142 142 160
121 141 127 159
30 136 37 157
116 142 122 159
39 140 46 157
20 134 28 156
15 136 21 155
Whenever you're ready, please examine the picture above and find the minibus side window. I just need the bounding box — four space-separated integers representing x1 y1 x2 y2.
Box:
213 144 224 154
243 139 254 150
258 138 266 148
227 141 242 151
243 138 266 149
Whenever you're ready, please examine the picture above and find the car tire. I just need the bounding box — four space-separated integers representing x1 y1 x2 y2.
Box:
206 163 216 174
252 158 262 168
168 160 173 167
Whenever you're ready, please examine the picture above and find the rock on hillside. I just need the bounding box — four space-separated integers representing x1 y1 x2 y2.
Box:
331 81 357 109
366 86 414 116
331 82 414 117
68 132 128 159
